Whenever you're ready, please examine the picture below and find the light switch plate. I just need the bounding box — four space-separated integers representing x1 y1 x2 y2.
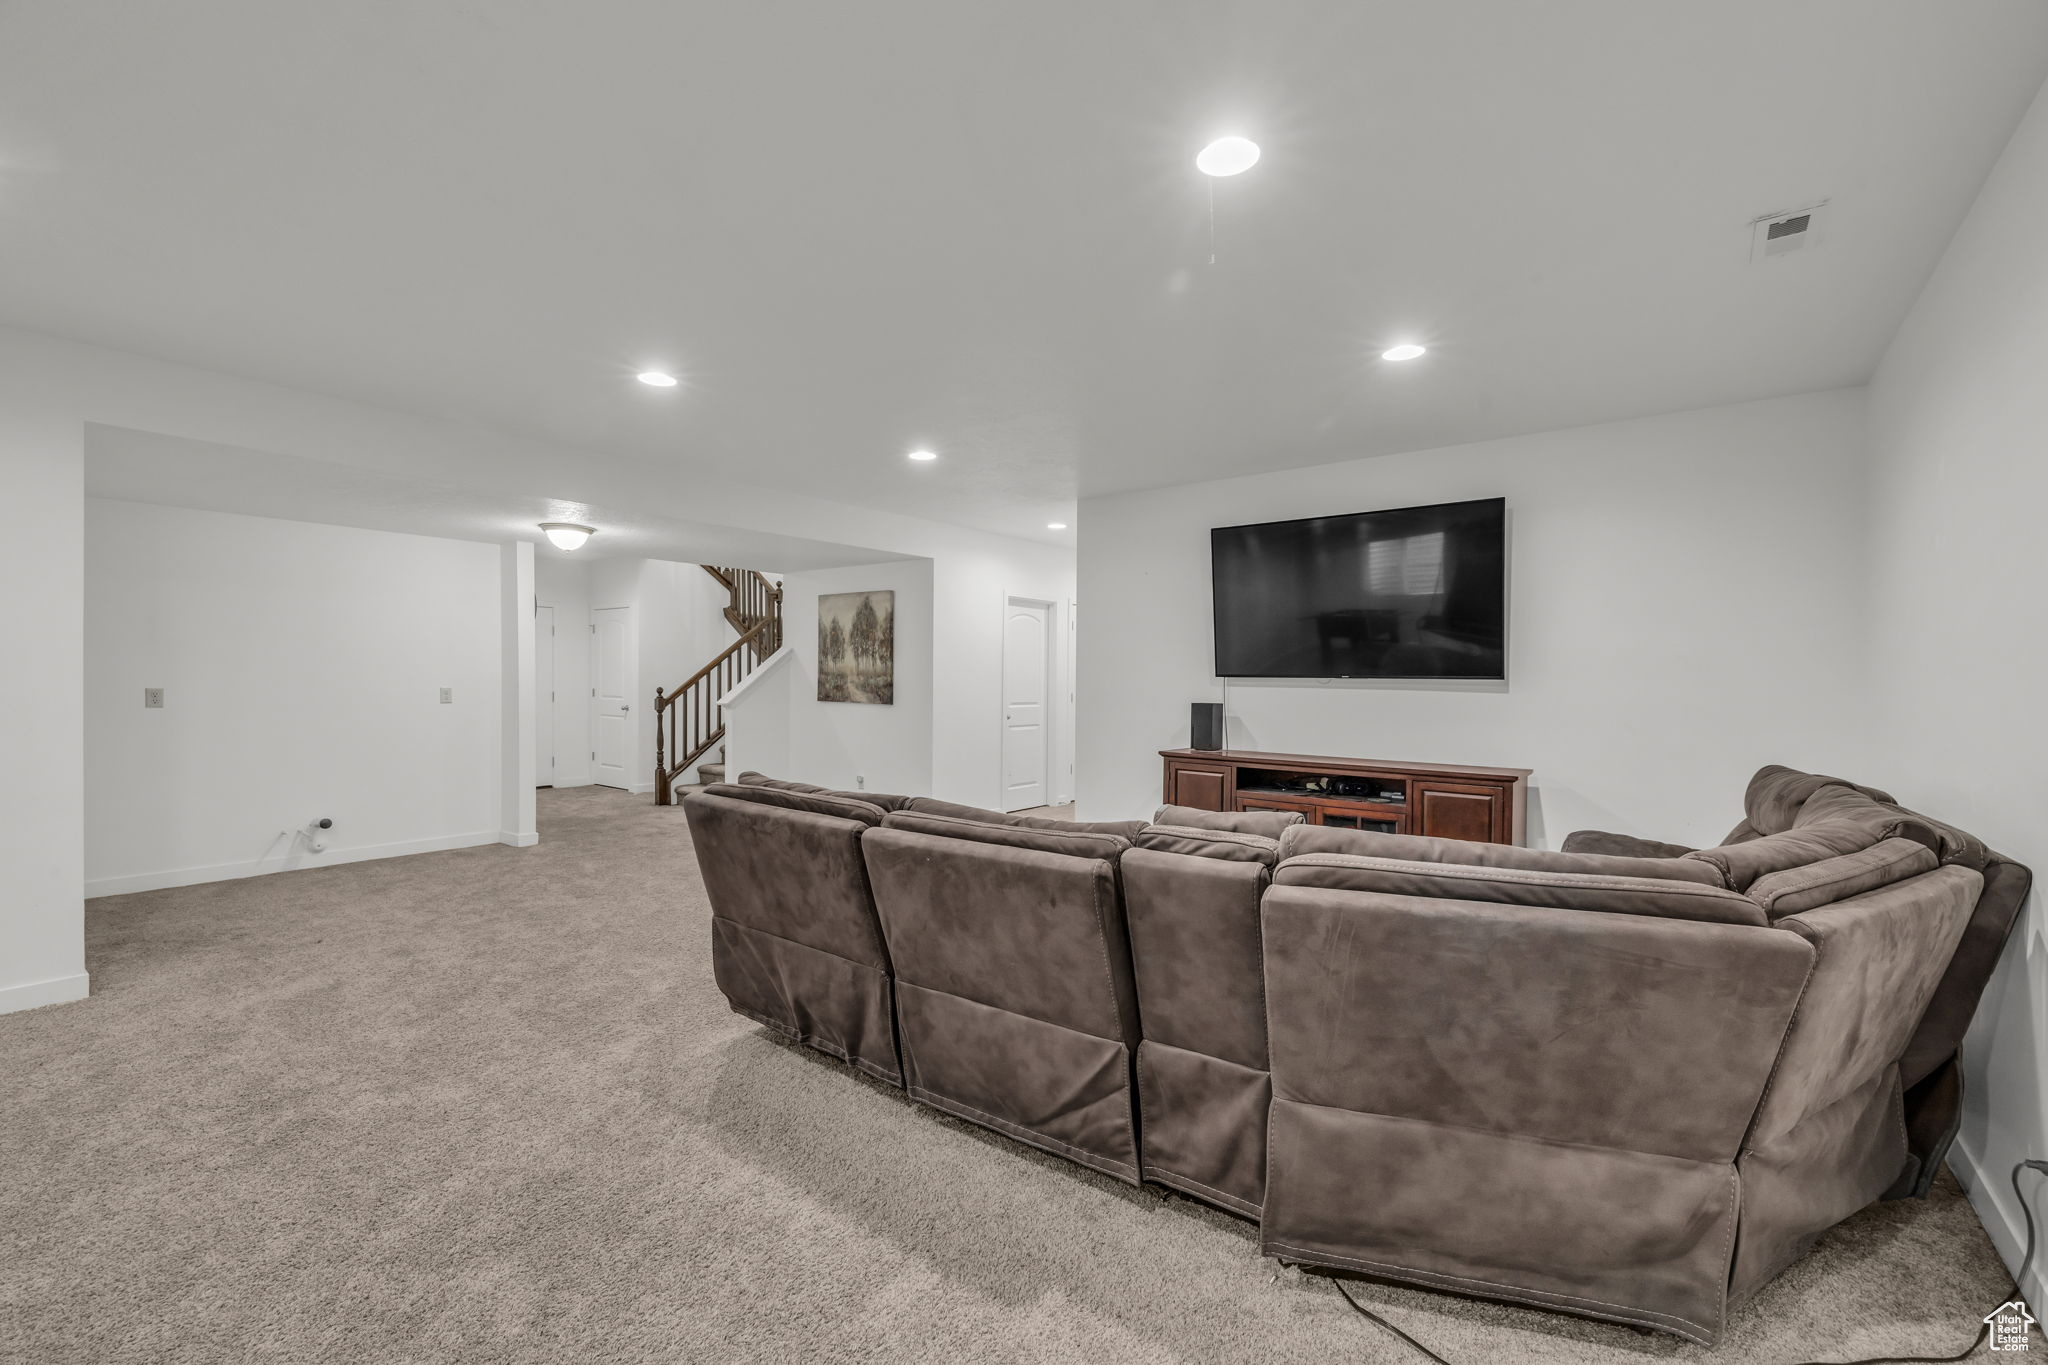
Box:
143 688 164 708
439 688 453 704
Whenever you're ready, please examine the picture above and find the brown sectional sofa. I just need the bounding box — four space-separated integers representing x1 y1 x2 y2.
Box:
684 766 2030 1347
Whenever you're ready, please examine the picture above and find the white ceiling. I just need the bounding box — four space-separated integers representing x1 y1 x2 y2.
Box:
83 424 900 571
6 1 2048 539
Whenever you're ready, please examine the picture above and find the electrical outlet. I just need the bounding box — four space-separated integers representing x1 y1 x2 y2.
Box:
143 688 164 709
855 775 866 789
439 688 453 704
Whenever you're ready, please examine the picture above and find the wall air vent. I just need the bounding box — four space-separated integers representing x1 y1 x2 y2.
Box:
1750 201 1829 262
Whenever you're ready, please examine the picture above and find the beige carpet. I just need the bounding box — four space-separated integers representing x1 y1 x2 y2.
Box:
0 786 2015 1363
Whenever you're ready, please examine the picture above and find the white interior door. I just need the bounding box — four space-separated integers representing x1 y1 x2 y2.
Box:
592 605 635 790
535 605 556 787
1002 597 1051 811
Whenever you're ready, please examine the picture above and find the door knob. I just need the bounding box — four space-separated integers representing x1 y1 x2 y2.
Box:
622 705 631 712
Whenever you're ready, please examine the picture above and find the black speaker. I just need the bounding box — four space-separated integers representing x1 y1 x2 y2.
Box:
1190 702 1224 751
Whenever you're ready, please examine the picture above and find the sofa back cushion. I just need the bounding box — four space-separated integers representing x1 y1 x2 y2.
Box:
1740 764 1902 829
701 781 886 827
738 770 823 792
1681 821 1884 890
737 770 913 810
904 796 1147 839
681 790 889 965
1134 824 1281 864
1272 853 1768 926
863 827 1137 1041
1123 848 1271 1068
879 810 1131 861
1745 838 1939 920
1154 804 1304 837
1276 825 1725 885
1794 784 1978 869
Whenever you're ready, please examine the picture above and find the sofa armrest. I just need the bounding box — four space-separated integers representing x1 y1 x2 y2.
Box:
1746 864 1982 1149
1262 885 1812 1161
1559 829 1697 859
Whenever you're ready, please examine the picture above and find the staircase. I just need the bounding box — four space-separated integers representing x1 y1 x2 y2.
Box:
653 566 784 805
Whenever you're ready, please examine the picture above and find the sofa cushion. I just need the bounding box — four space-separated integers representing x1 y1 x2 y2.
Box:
1272 853 1768 926
1154 804 1304 838
880 810 1130 861
1132 824 1281 864
1559 829 1698 859
904 797 1147 839
701 782 886 827
840 791 915 811
738 771 826 793
1741 765 1897 837
1794 785 1975 869
1276 825 1725 885
1745 839 1940 920
1682 821 1893 890
738 770 913 811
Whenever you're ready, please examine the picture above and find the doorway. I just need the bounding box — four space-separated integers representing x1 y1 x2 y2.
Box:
1001 596 1054 812
591 604 635 790
535 604 556 786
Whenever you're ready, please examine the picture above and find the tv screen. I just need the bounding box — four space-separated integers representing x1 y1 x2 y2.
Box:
1211 497 1506 679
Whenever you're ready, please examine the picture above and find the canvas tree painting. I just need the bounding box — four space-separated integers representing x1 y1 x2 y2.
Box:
817 590 894 704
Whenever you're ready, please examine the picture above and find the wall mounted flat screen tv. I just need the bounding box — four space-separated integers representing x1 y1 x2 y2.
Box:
1211 496 1506 679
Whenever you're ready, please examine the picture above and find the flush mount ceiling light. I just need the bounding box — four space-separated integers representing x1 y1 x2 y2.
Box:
1196 136 1260 177
539 522 596 551
1047 522 1068 530
635 371 679 387
1381 344 1427 362
907 448 938 462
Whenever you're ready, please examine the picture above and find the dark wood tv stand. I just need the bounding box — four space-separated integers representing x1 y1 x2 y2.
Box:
1160 748 1531 846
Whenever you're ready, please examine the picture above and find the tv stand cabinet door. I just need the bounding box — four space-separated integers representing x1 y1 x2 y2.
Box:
1414 782 1504 843
1164 759 1231 812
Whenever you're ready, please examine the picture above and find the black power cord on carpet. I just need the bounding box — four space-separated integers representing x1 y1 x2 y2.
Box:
1323 1159 2048 1365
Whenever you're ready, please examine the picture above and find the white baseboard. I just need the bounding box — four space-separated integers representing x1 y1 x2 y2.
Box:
85 831 502 898
0 972 91 1015
498 830 539 848
627 781 657 795
1948 1136 2048 1310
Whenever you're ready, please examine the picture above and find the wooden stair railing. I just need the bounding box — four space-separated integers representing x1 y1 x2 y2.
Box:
699 565 783 657
654 566 784 805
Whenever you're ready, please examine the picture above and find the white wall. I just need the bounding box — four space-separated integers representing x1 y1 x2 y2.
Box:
0 393 86 1012
747 548 1079 810
722 650 793 784
778 559 936 796
932 549 1078 810
534 556 593 787
1865 77 2048 1305
85 500 505 895
498 540 537 846
1077 390 1870 838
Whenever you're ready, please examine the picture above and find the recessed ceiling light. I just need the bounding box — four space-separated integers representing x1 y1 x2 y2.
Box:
1381 344 1427 362
636 371 678 387
1196 136 1260 177
907 449 938 462
1047 522 1068 530
539 522 595 551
